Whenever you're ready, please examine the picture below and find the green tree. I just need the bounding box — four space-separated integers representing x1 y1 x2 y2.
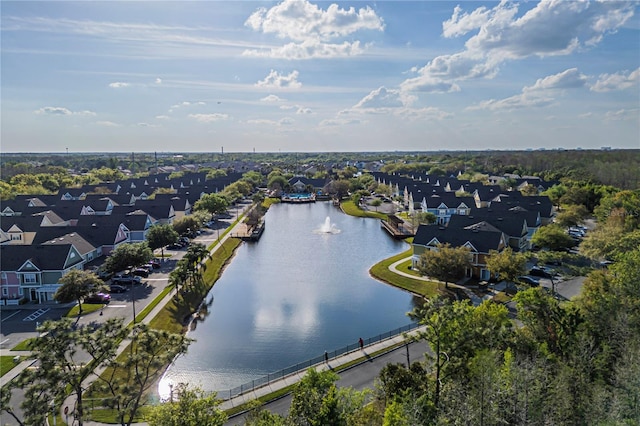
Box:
146 384 226 426
146 224 179 260
103 242 153 274
15 318 127 426
54 269 106 315
370 198 382 211
97 324 192 426
416 243 471 288
531 224 575 251
194 193 229 220
288 368 341 426
485 247 528 284
554 204 589 228
172 215 201 236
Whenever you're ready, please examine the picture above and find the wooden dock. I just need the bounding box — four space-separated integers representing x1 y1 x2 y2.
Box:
231 221 265 241
380 215 415 239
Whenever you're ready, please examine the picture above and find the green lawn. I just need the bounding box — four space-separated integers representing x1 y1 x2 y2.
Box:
65 302 105 317
1 355 19 377
340 200 387 220
369 248 440 297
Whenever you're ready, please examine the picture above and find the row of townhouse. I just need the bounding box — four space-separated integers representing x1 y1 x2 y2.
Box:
0 172 244 304
370 171 556 281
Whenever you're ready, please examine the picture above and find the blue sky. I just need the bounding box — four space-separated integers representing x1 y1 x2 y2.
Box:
2 1 639 153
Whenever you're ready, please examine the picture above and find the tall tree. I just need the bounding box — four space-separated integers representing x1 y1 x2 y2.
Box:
194 193 229 220
15 318 127 426
54 269 106 315
146 223 179 260
146 384 226 426
485 247 528 284
96 324 192 426
103 242 153 274
416 243 471 288
531 224 575 251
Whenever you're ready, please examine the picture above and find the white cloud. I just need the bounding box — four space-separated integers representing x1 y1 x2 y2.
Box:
109 82 130 88
155 115 170 120
442 5 492 38
340 86 450 120
261 94 285 102
188 113 229 123
524 68 588 91
401 1 635 93
169 101 206 113
244 0 383 59
96 120 119 127
319 117 363 127
296 106 312 114
155 78 162 84
591 67 640 92
243 39 364 59
353 87 415 110
469 93 554 111
137 122 159 127
256 70 302 89
34 106 96 116
605 108 639 121
470 68 588 111
247 117 295 126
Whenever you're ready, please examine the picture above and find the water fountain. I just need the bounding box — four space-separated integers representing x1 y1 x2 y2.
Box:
316 216 340 234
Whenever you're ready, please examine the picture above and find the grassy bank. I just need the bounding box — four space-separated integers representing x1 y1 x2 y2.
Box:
369 248 439 298
340 200 387 220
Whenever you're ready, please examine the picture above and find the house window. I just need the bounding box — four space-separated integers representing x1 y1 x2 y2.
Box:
18 288 23 296
11 234 22 241
2 288 7 296
439 209 446 216
23 273 37 284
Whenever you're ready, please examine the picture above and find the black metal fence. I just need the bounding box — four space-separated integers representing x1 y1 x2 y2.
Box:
216 322 419 400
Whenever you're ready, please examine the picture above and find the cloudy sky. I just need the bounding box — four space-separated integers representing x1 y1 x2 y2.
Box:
2 1 639 153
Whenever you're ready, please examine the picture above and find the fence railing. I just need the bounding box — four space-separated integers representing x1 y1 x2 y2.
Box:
216 322 419 400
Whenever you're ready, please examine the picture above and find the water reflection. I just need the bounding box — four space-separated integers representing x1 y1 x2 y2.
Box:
161 202 414 393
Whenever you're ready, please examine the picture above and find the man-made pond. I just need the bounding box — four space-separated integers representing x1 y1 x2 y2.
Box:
160 202 415 393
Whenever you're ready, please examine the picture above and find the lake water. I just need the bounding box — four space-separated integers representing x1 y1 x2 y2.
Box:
160 202 415 393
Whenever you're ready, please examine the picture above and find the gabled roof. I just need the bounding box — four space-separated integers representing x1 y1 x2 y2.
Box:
34 230 98 256
0 244 84 272
413 224 505 254
77 211 152 231
449 212 528 238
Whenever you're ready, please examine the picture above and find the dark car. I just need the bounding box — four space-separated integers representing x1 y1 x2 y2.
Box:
131 268 150 278
109 284 128 293
147 259 161 269
518 276 540 286
529 266 554 278
84 292 111 304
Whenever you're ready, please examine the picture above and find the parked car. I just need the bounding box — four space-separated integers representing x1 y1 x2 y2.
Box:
112 274 142 285
518 275 540 286
147 259 161 269
167 242 184 250
109 284 128 293
529 266 555 278
132 268 149 278
84 292 111 304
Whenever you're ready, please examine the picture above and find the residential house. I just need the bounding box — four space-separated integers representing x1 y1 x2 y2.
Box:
0 244 85 304
412 224 507 281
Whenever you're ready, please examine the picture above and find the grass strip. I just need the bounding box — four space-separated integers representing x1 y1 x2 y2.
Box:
11 339 35 351
340 200 388 220
0 355 20 377
65 303 105 317
369 248 439 297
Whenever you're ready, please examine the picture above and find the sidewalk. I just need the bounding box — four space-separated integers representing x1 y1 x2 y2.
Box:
219 326 425 412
